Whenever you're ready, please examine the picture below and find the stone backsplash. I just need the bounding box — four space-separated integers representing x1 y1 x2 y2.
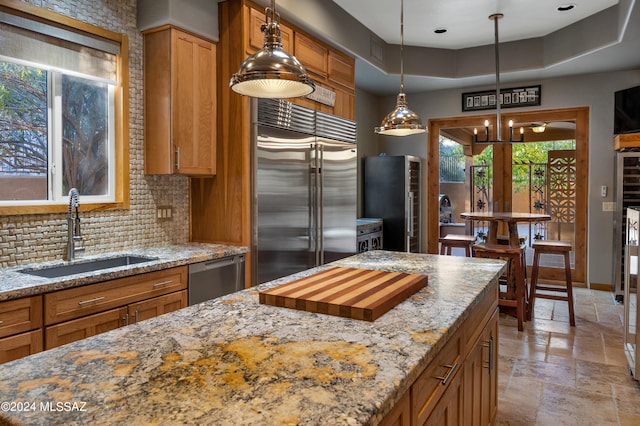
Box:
0 0 190 268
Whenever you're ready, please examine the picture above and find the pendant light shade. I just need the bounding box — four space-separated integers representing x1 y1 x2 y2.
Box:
375 0 425 136
230 1 315 98
375 93 426 136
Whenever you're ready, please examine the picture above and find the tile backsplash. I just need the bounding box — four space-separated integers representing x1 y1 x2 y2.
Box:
0 0 190 268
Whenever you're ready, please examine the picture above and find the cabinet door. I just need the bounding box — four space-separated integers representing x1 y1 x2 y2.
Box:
128 290 187 324
294 32 328 78
412 332 462 425
45 307 128 350
0 296 42 338
379 389 411 426
172 30 216 176
45 266 187 325
463 309 498 426
328 50 355 89
0 330 43 364
424 367 463 426
248 6 292 53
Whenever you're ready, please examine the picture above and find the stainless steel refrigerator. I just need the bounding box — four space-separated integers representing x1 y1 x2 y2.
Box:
363 155 421 252
252 99 357 284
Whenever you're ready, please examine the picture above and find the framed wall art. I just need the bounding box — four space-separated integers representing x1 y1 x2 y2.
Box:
462 85 541 112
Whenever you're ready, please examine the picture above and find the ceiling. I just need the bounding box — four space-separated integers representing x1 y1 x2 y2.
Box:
322 0 640 95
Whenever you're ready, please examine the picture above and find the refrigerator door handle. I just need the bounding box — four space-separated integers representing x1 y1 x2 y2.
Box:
318 144 324 266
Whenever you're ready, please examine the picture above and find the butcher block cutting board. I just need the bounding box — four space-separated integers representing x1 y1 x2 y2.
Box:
259 267 428 321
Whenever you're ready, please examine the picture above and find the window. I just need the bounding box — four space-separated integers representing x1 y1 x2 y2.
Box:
0 3 128 214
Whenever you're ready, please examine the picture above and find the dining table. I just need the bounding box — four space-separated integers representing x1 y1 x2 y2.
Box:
460 211 552 246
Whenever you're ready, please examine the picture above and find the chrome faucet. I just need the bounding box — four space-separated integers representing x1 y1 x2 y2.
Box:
65 188 85 261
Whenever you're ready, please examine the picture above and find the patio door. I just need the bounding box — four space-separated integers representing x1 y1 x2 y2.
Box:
428 107 588 284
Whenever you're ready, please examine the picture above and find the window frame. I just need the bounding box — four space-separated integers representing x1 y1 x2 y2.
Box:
0 0 129 216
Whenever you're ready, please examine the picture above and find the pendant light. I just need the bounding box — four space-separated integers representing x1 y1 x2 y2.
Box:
473 14 524 144
375 0 425 136
230 0 315 98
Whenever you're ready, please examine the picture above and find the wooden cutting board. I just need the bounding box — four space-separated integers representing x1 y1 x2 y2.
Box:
259 266 428 321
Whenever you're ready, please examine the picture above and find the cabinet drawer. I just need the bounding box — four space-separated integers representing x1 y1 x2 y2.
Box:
0 296 42 338
45 266 188 325
45 307 128 350
411 331 462 425
0 329 43 364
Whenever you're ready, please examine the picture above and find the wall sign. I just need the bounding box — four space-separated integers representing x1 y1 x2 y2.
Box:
306 85 336 107
462 85 541 112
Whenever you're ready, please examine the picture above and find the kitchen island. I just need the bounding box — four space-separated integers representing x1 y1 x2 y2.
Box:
0 251 505 425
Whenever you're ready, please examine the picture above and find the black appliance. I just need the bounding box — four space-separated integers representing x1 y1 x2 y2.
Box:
614 85 640 135
363 155 421 252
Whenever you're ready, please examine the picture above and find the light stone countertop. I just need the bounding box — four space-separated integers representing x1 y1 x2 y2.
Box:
0 250 506 425
0 243 248 301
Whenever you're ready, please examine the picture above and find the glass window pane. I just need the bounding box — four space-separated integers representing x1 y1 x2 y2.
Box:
61 74 109 196
0 61 48 201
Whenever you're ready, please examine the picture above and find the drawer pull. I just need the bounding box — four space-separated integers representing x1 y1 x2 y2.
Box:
123 313 129 326
435 362 460 385
78 296 105 305
0 320 3 325
153 280 173 288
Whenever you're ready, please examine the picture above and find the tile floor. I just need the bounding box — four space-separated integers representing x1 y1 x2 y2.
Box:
496 287 640 425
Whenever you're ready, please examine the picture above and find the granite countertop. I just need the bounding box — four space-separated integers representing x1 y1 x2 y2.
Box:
0 243 248 302
0 251 505 426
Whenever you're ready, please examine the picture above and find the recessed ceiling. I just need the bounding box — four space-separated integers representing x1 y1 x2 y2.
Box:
332 0 618 49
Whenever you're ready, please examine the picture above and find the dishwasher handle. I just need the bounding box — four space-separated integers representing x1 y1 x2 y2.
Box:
190 255 245 273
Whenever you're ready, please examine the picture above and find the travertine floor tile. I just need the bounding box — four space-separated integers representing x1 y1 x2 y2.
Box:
497 288 636 425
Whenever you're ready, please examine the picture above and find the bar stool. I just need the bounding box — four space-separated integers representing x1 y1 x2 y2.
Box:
473 243 527 331
529 240 575 326
439 234 477 257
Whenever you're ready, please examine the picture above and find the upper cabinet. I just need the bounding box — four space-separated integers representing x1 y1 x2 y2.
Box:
248 6 292 54
143 26 217 176
245 4 355 120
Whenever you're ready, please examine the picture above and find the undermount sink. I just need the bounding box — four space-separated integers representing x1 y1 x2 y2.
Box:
19 255 156 279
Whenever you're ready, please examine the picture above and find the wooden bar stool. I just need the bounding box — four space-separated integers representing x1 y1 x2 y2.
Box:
439 234 477 257
529 240 575 326
473 243 527 331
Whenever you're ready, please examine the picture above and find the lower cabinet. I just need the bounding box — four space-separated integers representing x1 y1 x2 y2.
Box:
1 266 189 363
0 295 43 363
46 307 127 349
0 329 43 364
45 290 188 349
381 282 498 425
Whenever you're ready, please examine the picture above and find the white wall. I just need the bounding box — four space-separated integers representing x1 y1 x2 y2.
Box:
360 69 640 286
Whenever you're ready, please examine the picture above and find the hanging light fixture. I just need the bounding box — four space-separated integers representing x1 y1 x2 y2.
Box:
474 14 524 144
230 0 315 98
375 0 425 136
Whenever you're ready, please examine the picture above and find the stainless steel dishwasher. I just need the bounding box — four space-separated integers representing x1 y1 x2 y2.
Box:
188 254 245 305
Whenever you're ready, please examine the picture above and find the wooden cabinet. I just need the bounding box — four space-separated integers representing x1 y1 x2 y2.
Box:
0 296 43 364
44 267 187 325
144 25 216 176
380 281 498 425
248 6 292 53
45 290 188 349
127 290 187 323
44 267 187 349
0 330 43 364
614 133 640 150
411 327 463 425
45 306 127 349
294 32 328 78
463 295 499 426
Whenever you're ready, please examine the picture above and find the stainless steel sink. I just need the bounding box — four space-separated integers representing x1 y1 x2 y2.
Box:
19 255 156 278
